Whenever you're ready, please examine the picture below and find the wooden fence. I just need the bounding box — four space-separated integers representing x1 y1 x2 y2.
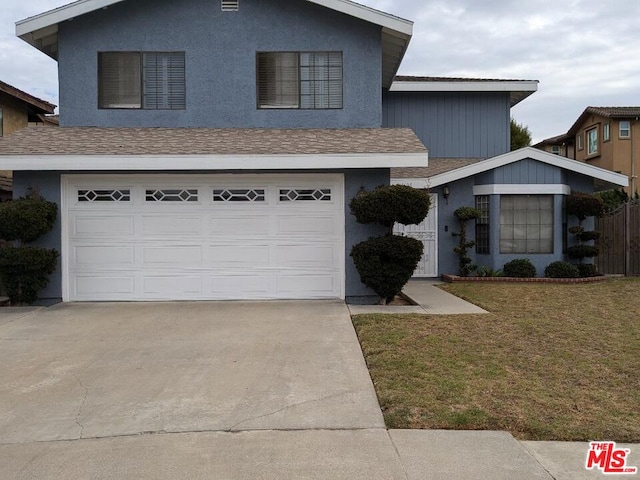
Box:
595 201 640 275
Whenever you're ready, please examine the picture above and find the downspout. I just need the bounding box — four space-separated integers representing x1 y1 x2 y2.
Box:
631 118 638 197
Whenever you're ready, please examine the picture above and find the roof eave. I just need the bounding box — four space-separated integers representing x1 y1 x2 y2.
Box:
389 80 539 107
416 147 628 189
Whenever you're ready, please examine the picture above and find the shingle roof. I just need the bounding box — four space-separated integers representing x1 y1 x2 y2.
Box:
584 107 640 117
0 127 426 156
392 158 485 179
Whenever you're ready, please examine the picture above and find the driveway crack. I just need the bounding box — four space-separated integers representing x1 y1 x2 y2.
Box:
228 390 360 431
72 374 88 439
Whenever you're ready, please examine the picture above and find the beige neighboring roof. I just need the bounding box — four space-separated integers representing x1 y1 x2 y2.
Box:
0 127 425 156
568 106 640 135
0 80 56 114
392 158 485 179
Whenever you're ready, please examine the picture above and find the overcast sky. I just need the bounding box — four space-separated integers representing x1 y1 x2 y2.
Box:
1 0 639 143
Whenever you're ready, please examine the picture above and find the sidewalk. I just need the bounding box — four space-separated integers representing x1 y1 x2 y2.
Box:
348 278 488 315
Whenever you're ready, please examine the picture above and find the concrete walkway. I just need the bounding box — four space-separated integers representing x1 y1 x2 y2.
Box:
349 278 488 315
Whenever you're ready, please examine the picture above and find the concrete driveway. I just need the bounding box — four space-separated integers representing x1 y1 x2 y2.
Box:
0 301 383 445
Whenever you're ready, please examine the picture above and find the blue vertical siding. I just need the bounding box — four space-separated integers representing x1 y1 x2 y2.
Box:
58 0 382 128
382 91 510 158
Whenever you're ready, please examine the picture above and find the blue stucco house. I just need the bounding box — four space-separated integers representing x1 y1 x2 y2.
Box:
0 0 627 303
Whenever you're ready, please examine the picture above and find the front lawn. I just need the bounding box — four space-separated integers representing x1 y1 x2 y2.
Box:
352 278 640 441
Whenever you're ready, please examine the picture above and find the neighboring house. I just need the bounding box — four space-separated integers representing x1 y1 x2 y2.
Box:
0 0 628 302
534 107 640 195
0 80 56 200
533 133 574 159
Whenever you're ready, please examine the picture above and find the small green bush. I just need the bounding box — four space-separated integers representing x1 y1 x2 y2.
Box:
452 206 481 277
351 235 423 303
577 263 599 277
566 244 599 261
503 258 536 278
544 261 579 278
0 247 58 304
0 193 57 244
476 266 503 277
350 184 431 230
578 231 600 242
454 206 482 222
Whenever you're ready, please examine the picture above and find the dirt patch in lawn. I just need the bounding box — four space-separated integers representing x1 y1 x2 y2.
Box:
352 278 640 441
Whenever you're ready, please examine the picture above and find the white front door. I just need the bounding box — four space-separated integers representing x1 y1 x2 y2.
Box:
62 174 344 301
393 193 438 277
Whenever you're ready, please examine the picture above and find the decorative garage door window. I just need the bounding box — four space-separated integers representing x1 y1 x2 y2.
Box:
145 189 198 202
78 189 131 202
213 189 266 202
279 188 331 202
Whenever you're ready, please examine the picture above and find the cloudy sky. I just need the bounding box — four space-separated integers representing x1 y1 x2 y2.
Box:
1 0 639 143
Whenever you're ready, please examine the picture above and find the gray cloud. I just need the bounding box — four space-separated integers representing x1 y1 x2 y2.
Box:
1 0 639 143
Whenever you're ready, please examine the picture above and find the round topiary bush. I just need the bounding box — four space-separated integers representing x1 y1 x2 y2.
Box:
566 244 600 261
503 258 536 278
350 184 431 230
0 194 57 244
350 235 423 303
565 192 604 220
544 261 580 278
576 263 599 278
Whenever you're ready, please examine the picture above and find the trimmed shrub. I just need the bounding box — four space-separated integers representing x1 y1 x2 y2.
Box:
0 247 59 305
577 263 599 278
0 193 57 244
503 258 536 278
566 244 600 261
476 266 503 277
452 206 481 277
565 192 604 220
544 261 579 278
578 231 600 242
351 235 423 303
350 184 431 230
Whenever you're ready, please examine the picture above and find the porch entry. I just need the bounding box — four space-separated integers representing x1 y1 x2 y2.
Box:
393 193 438 277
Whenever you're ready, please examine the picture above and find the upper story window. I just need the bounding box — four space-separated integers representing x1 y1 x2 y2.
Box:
551 145 561 155
577 132 584 150
586 127 598 155
99 52 186 110
603 123 610 141
257 52 343 109
620 120 631 138
0 107 3 137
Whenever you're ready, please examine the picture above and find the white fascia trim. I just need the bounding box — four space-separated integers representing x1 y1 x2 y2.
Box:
389 80 539 94
427 147 628 188
16 0 126 36
473 184 571 196
17 0 413 38
1 152 428 171
307 0 413 35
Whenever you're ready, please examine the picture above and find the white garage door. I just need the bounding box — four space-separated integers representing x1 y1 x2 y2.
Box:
62 174 344 301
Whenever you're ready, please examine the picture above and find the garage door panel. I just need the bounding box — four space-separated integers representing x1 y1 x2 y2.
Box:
276 275 336 296
74 246 135 266
142 246 203 265
210 275 270 295
273 244 336 267
276 215 337 236
74 216 135 237
209 245 270 266
142 216 202 236
75 276 135 296
64 175 344 301
211 216 270 236
143 276 202 295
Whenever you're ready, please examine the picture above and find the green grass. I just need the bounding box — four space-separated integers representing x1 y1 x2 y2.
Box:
352 278 640 441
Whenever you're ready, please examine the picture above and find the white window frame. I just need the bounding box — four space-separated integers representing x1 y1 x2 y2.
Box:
603 123 610 142
577 133 584 150
551 145 561 155
499 194 554 254
586 127 598 156
620 120 631 138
